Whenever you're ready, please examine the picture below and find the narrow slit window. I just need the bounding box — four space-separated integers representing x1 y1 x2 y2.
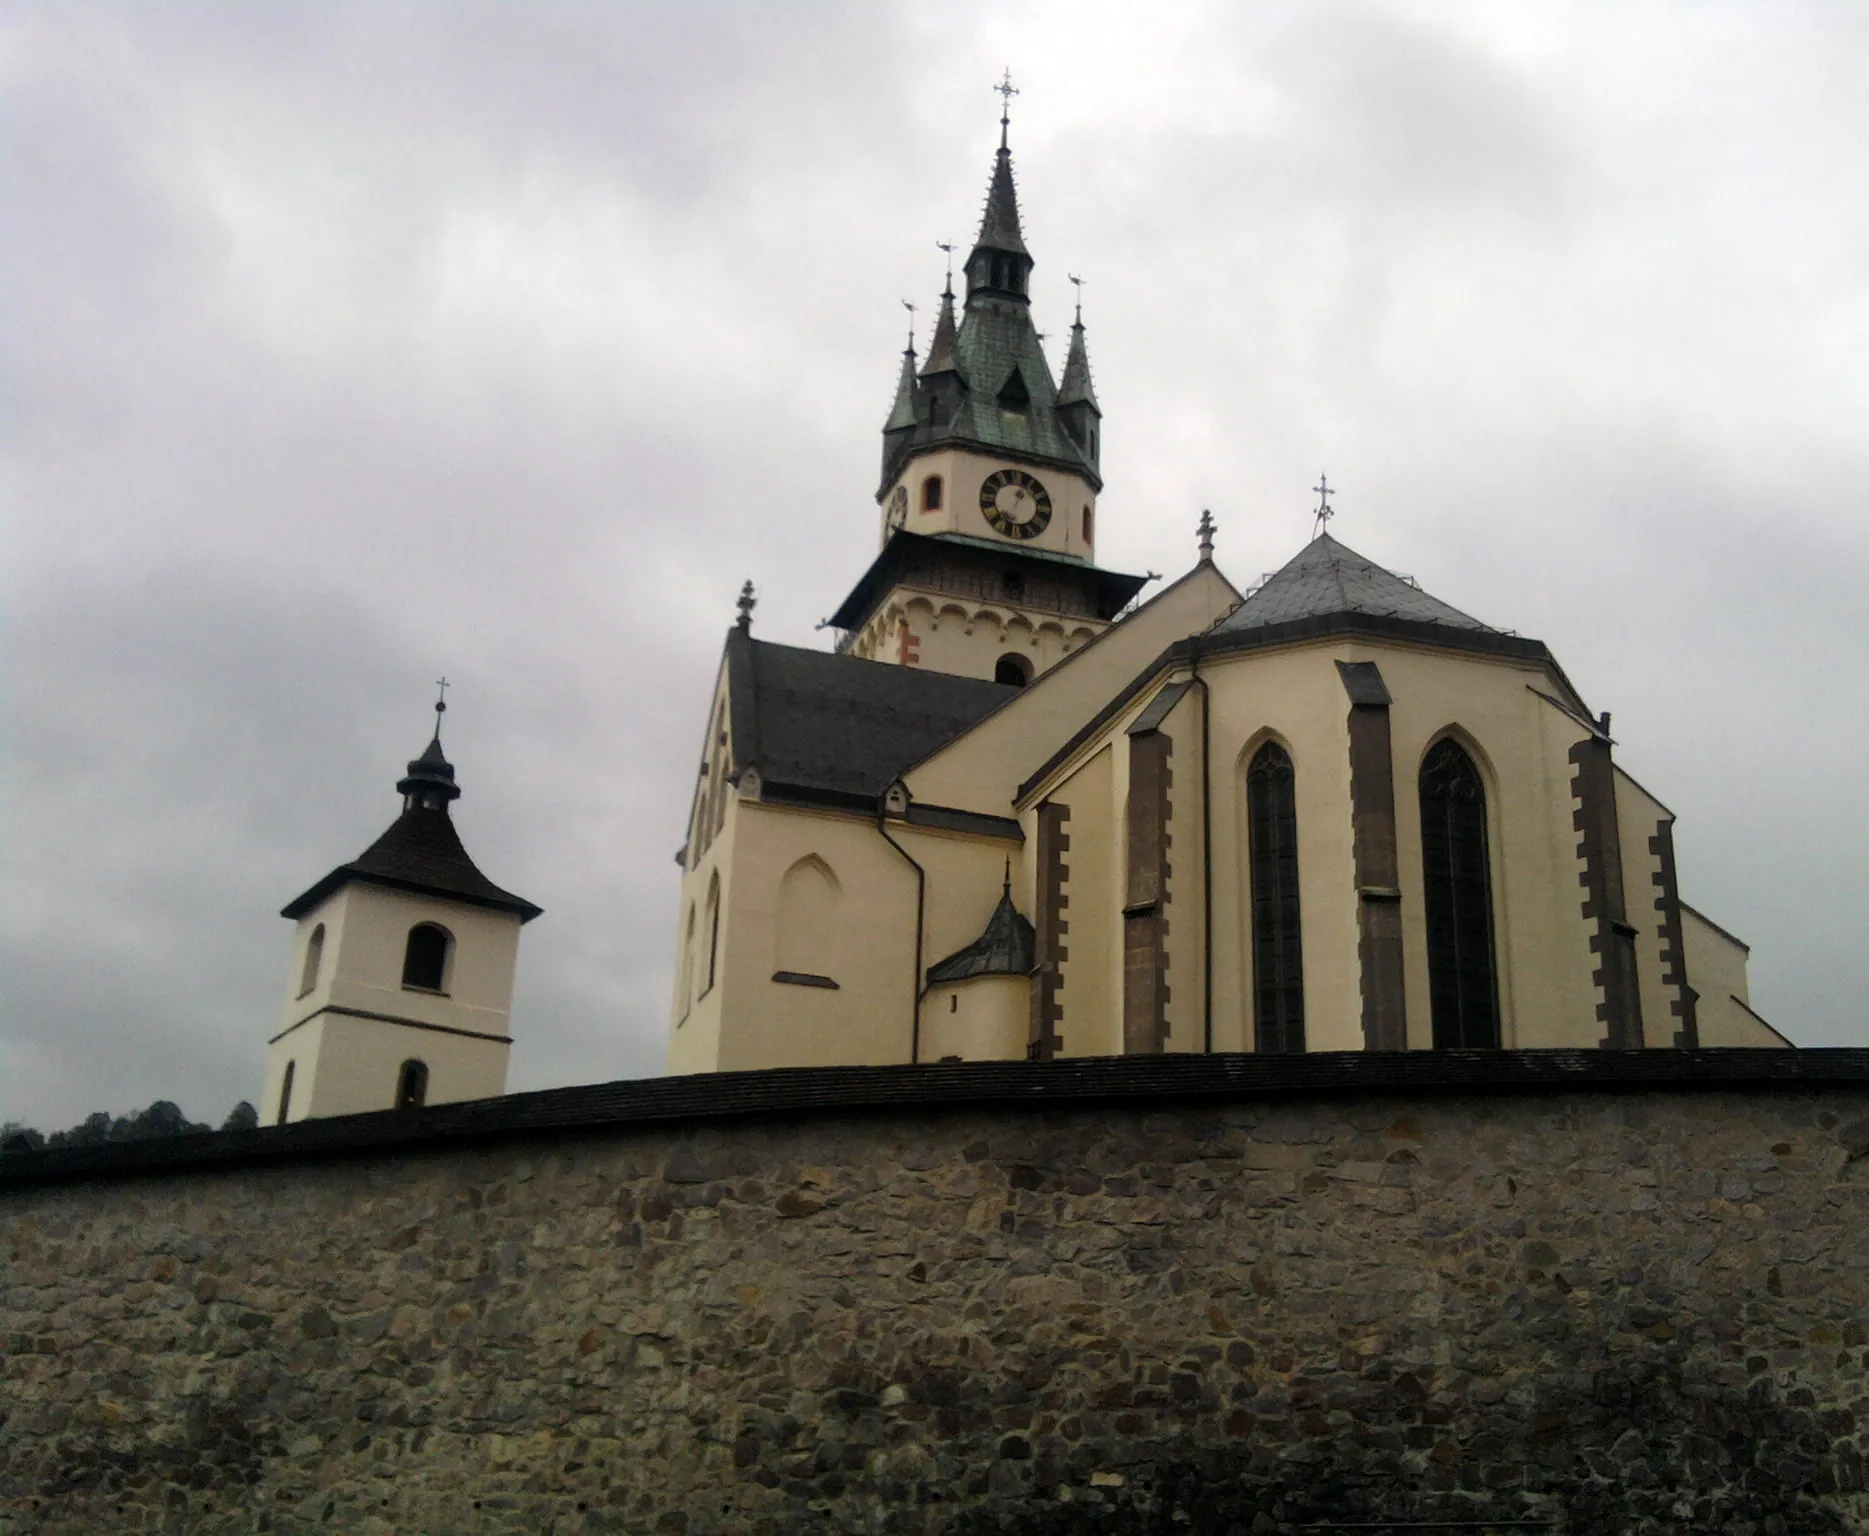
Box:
921 475 943 511
1247 741 1305 1052
395 1059 429 1109
1419 737 1501 1048
402 923 450 992
276 1060 295 1125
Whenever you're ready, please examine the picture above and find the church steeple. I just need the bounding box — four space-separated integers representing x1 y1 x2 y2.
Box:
964 76 1033 305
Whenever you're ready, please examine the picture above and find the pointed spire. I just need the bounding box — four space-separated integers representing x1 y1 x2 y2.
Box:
884 339 918 431
1057 294 1098 410
921 272 958 377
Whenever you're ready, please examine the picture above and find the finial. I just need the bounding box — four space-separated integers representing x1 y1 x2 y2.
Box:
1002 857 1011 895
1312 474 1336 539
937 240 955 295
1197 509 1215 562
995 68 1019 150
432 676 450 737
901 299 918 352
736 580 756 631
1067 273 1085 325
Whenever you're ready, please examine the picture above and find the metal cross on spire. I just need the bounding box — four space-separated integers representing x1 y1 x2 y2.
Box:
1312 474 1336 539
995 68 1019 148
1067 272 1085 323
736 580 756 631
431 677 450 738
1197 509 1216 562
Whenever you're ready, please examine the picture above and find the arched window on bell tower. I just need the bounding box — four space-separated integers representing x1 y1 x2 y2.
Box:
1419 737 1501 1049
1247 741 1304 1052
395 1059 429 1109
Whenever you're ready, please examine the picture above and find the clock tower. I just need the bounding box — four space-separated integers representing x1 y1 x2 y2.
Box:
831 96 1146 686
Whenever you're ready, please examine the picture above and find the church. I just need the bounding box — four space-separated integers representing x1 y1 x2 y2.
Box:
665 104 1786 1075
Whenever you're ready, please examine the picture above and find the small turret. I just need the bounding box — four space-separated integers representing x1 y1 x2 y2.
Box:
1056 295 1101 470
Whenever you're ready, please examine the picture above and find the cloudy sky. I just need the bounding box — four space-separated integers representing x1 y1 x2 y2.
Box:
5 2 1865 1130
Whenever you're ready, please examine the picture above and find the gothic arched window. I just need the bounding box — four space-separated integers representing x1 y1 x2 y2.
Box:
402 923 451 992
298 924 325 998
395 1059 429 1109
1419 737 1500 1048
1247 741 1304 1053
702 873 721 997
276 1060 295 1125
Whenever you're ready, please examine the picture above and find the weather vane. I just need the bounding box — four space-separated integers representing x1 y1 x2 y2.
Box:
1312 474 1335 539
995 68 1019 146
901 298 917 349
936 240 955 293
1067 272 1085 322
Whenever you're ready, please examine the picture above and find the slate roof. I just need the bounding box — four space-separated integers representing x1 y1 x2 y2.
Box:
729 632 1016 807
1214 534 1495 637
282 739 542 922
925 884 1036 983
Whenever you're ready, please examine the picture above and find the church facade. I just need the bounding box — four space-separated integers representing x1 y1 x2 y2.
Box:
667 115 1785 1075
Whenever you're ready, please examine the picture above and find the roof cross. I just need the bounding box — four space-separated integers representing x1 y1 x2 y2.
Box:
736 580 756 631
995 68 1019 148
1197 509 1215 562
1312 474 1336 539
431 677 450 739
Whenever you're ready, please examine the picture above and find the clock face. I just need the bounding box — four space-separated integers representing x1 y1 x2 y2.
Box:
885 484 909 533
980 468 1052 540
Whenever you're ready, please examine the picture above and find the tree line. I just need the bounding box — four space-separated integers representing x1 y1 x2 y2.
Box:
1 1099 258 1154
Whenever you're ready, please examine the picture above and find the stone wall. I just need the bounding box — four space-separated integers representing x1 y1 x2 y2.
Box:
3 1059 1868 1534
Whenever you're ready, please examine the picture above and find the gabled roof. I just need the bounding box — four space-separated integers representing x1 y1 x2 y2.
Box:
926 882 1035 983
1213 534 1495 637
282 808 542 922
727 631 1015 808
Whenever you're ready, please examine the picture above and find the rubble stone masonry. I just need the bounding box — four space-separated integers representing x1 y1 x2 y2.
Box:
2 1054 1867 1534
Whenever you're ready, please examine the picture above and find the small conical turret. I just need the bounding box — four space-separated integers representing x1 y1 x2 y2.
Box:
1056 296 1101 466
884 342 918 432
921 281 958 377
398 696 462 812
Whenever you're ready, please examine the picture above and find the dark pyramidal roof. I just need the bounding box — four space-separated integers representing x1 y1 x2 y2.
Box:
925 879 1036 983
728 631 1016 807
1214 534 1495 637
282 734 542 922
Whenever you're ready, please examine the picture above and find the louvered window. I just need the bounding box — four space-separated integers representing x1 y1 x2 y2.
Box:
1248 741 1304 1052
1419 738 1500 1048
